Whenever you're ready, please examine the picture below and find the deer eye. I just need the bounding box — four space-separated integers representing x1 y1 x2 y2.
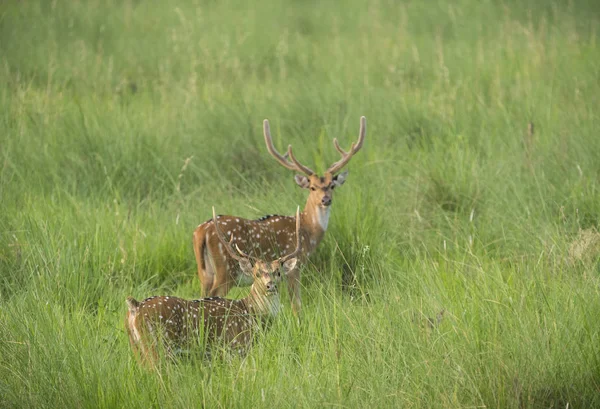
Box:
310 187 316 191
330 184 335 190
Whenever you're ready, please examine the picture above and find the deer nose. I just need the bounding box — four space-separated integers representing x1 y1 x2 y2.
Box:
266 282 277 292
321 196 332 206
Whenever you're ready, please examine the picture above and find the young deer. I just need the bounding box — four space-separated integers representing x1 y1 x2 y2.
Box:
126 207 301 365
193 116 366 314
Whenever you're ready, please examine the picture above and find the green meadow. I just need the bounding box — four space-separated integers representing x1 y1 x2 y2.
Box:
1 0 600 407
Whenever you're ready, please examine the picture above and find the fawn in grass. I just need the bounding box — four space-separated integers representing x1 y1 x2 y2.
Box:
193 117 366 314
126 207 301 365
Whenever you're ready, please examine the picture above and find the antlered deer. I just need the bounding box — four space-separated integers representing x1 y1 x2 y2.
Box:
193 117 366 314
126 207 301 365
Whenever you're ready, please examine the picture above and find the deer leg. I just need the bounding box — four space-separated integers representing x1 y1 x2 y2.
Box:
194 228 214 296
286 270 302 315
199 249 215 297
210 278 233 297
205 241 234 297
209 265 234 297
132 328 159 369
139 342 159 369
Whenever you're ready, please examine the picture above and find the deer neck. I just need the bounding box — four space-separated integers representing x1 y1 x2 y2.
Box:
242 285 281 318
301 201 331 251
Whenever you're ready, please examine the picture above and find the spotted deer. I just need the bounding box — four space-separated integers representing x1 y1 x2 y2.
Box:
126 207 301 365
193 116 366 314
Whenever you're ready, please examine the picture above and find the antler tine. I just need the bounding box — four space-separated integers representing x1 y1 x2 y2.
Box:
212 207 253 262
280 206 302 263
286 145 315 176
326 116 367 174
263 119 314 176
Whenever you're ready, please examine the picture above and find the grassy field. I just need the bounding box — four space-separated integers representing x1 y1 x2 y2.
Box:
1 0 600 407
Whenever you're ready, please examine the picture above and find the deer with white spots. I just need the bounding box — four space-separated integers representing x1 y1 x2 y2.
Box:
126 207 301 365
193 116 366 314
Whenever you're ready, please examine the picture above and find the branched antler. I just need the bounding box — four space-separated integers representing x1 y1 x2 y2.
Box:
326 116 366 174
263 120 315 176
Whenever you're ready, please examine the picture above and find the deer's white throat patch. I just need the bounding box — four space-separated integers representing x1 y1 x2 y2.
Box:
266 296 281 316
250 294 281 316
314 206 331 231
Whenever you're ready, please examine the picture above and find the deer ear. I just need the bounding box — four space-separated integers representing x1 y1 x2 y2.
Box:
332 170 348 186
294 175 310 189
282 258 298 274
237 259 254 276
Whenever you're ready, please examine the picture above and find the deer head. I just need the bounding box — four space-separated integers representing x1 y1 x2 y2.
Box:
263 116 366 209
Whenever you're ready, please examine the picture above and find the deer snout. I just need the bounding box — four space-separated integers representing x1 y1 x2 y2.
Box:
321 196 332 206
266 281 278 293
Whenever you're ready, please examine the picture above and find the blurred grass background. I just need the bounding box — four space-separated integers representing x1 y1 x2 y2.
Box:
1 0 600 407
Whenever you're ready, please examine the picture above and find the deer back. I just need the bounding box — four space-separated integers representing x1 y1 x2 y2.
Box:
126 295 257 358
204 214 309 258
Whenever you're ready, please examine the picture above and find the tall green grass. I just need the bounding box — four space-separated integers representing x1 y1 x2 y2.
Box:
1 0 600 407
